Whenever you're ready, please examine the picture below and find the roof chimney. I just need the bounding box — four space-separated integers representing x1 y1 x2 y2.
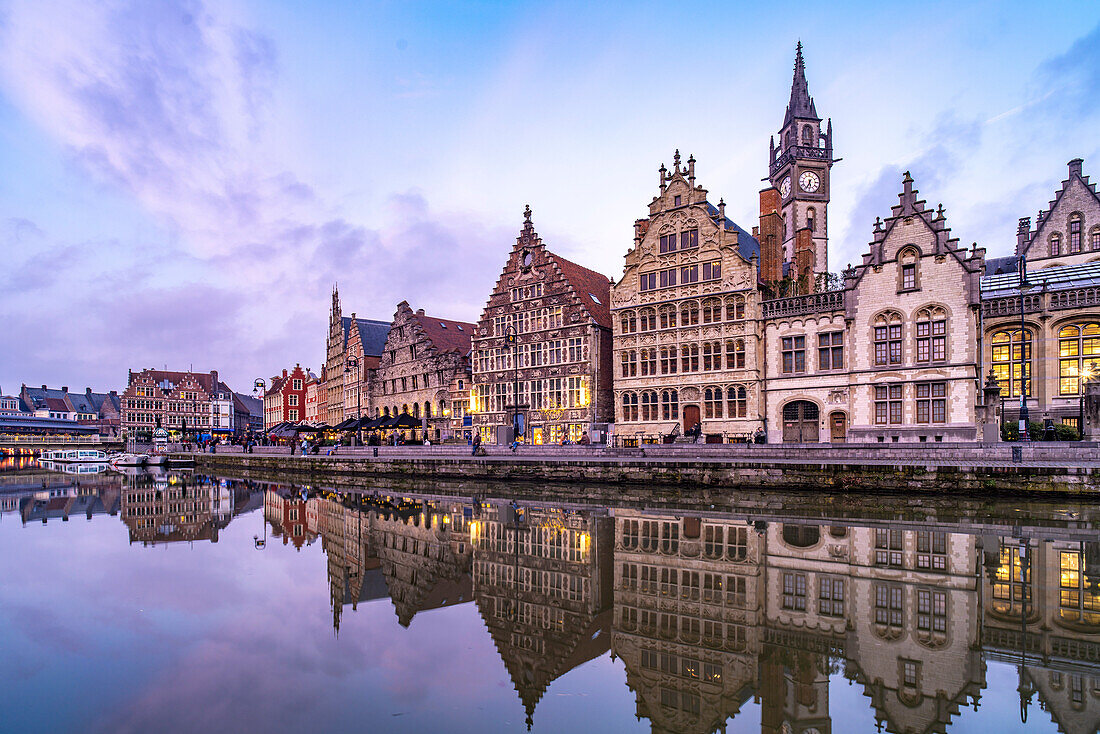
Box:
282 369 288 378
1017 217 1031 254
42 385 47 390
1069 158 1083 179
417 308 425 316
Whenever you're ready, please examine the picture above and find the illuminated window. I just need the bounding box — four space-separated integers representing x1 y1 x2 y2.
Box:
992 545 1031 618
991 329 1032 398
1059 550 1100 626
1059 323 1100 394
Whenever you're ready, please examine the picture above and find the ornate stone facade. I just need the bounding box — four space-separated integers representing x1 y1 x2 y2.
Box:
611 153 763 443
320 285 390 425
369 301 474 440
470 207 614 444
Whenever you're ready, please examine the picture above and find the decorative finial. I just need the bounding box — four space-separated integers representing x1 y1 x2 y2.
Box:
673 149 681 168
936 203 945 218
523 204 532 224
874 216 882 231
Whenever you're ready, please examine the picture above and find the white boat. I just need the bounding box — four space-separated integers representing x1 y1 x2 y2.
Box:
39 460 108 475
109 453 148 467
145 454 168 466
40 449 108 463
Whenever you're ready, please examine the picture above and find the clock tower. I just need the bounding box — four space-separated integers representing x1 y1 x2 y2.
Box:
768 42 835 289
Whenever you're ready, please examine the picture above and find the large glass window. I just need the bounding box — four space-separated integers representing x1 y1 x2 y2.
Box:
1069 214 1082 253
661 390 679 420
1059 550 1100 626
704 387 723 418
991 329 1032 398
874 384 903 425
992 545 1031 618
782 336 806 374
915 382 947 424
727 386 747 418
818 332 843 370
874 313 904 366
1059 323 1100 395
782 572 807 611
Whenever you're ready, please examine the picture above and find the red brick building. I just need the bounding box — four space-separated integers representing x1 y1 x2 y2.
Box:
264 364 313 428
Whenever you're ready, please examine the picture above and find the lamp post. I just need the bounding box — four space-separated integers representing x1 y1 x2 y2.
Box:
253 378 266 440
345 355 361 446
1017 257 1032 441
1079 364 1094 441
505 325 520 443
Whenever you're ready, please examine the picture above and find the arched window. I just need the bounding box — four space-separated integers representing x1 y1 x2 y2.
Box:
681 302 699 325
726 339 745 369
412 403 420 418
782 524 820 548
807 207 816 233
640 348 657 376
702 341 723 371
639 308 656 331
680 344 699 372
727 385 747 418
661 389 679 420
701 298 722 323
704 387 723 418
898 246 920 291
991 545 1031 620
873 311 904 366
660 347 677 374
424 401 432 418
784 128 794 149
1069 214 1083 254
726 296 745 320
1051 232 1062 257
991 329 1032 397
801 125 814 145
659 306 677 329
1091 226 1100 252
914 307 948 363
1058 323 1100 395
640 391 658 421
620 350 637 377
620 311 636 334
621 392 638 422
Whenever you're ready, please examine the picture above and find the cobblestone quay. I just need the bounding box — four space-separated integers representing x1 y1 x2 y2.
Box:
184 443 1100 496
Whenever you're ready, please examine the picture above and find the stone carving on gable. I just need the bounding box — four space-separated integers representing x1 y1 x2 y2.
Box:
827 389 848 404
640 335 657 345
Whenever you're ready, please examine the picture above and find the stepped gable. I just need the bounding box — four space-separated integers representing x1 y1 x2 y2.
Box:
1020 157 1100 258
342 316 391 357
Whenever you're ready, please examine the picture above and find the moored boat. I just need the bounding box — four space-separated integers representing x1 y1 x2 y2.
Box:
109 453 148 467
145 454 168 466
40 449 108 463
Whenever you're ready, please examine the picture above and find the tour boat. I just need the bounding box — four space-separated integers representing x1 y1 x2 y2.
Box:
109 453 148 467
39 460 108 475
39 449 108 463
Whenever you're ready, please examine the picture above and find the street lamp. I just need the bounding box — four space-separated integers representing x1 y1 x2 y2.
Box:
1079 364 1095 441
1017 257 1032 441
505 325 520 443
345 355 362 446
253 378 266 440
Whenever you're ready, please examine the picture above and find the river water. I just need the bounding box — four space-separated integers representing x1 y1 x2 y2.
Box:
2 459 1098 734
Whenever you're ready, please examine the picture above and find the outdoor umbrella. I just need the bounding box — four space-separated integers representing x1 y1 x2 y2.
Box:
387 413 420 430
334 417 359 431
362 416 386 430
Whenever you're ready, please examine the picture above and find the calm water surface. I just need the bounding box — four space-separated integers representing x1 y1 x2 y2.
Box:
1 458 1098 734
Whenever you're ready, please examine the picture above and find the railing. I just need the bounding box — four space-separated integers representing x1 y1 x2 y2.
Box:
769 146 832 177
981 294 1042 318
1050 286 1100 311
0 435 112 445
761 289 845 319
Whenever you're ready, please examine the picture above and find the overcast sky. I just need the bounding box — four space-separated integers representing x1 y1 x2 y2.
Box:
2 0 1099 394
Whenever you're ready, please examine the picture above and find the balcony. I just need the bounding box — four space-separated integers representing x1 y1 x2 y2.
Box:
770 146 832 177
981 294 1042 318
762 289 845 319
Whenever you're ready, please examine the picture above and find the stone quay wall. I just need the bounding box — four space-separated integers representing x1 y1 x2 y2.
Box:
186 446 1100 496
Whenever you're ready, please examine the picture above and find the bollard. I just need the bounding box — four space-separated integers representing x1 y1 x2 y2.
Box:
1012 445 1022 464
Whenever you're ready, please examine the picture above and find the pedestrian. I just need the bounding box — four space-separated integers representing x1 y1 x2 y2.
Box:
472 431 482 457
579 431 591 445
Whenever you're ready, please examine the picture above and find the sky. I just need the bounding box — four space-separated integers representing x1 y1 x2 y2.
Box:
2 0 1099 394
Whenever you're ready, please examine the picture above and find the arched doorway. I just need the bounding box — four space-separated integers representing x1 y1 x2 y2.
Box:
683 404 701 434
829 411 847 444
782 401 819 443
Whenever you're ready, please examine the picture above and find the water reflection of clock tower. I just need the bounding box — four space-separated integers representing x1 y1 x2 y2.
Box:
768 42 835 284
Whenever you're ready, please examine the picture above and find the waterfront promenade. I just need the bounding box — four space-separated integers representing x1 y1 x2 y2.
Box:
182 442 1100 495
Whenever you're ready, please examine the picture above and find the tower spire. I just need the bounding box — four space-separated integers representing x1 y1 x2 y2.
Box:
784 41 818 125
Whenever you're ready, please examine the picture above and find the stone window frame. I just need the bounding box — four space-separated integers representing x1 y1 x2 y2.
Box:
659 305 678 330
726 385 747 418
872 310 905 368
620 392 638 422
640 390 658 421
703 386 724 418
1050 230 1063 257
680 344 700 373
781 334 806 374
701 341 723 371
725 339 746 370
807 206 816 234
660 389 679 420
680 300 700 326
619 310 637 335
659 347 678 374
1068 212 1084 254
990 328 1033 398
896 245 921 293
726 295 746 321
915 586 950 648
913 305 949 364
1091 225 1100 252
639 348 657 376
801 124 814 145
701 298 723 324
639 307 657 331
620 350 637 378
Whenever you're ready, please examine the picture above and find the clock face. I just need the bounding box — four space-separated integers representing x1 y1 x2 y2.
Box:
780 176 792 198
799 171 821 193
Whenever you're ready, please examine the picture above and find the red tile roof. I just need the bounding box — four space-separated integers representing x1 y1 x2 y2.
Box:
548 253 613 329
414 313 476 354
45 397 69 411
131 370 231 397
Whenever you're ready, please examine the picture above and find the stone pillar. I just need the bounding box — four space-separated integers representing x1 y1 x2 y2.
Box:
980 369 1002 443
1083 378 1100 440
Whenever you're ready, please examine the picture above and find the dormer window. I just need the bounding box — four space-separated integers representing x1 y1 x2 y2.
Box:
673 195 681 207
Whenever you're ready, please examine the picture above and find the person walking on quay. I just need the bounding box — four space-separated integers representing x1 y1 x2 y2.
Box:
472 431 482 457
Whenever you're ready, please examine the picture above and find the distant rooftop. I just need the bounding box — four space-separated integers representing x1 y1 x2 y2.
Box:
980 261 1100 299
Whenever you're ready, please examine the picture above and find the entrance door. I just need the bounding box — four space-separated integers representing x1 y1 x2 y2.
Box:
683 405 700 434
782 401 819 443
830 412 847 444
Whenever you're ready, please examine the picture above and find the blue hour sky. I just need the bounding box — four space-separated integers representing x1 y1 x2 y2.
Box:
2 0 1099 393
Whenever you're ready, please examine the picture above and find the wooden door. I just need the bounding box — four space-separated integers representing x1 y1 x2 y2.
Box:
782 401 819 443
830 412 847 444
683 404 700 434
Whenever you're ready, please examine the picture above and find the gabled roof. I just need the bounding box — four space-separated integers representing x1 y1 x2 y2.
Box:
548 253 613 329
232 392 261 415
343 316 391 357
411 309 475 355
128 370 232 397
704 201 760 261
1025 159 1100 256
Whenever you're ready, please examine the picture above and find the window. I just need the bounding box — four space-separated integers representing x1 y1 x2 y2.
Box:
681 265 699 284
875 528 904 567
915 382 947 423
704 387 723 418
874 583 904 633
916 531 947 570
901 660 920 687
703 526 724 559
917 589 947 633
819 577 844 617
661 389 679 420
639 309 656 331
660 347 677 374
1058 550 1100 625
873 313 904 365
681 302 699 325
727 296 746 320
781 336 806 374
673 195 682 207
639 272 656 291
727 385 747 418
1059 323 1100 395
801 124 813 145
901 264 916 290
659 268 677 288
620 312 636 334
680 229 699 249
621 351 637 377
874 384 903 425
782 572 807 611
992 545 1031 618
1069 214 1082 253
288 394 298 407
680 345 699 372
818 331 843 370
640 348 657 376
726 340 745 369
659 233 677 253
991 329 1032 398
702 342 722 371
1051 232 1062 256
915 308 947 363
807 206 816 233
1092 227 1100 251
659 306 677 329
288 409 299 421
292 378 303 390
702 261 721 281
701 299 721 323
641 391 658 421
